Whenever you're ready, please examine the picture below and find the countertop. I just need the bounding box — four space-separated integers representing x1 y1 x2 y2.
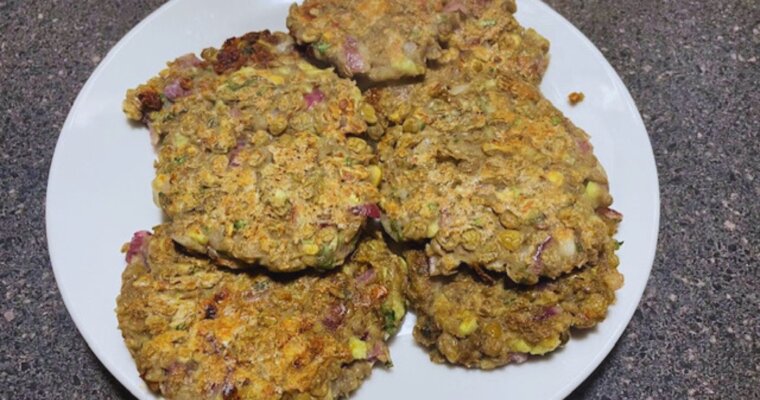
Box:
1 0 757 398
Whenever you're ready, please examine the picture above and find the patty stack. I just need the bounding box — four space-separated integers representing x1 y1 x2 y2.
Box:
116 0 623 398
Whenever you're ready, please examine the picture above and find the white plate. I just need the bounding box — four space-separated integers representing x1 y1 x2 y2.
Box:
46 0 660 399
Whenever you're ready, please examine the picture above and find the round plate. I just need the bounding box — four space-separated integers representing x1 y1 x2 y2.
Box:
46 0 660 398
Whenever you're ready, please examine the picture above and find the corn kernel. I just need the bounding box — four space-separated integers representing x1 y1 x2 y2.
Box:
510 33 522 47
458 315 479 337
302 242 320 255
367 165 382 187
482 142 510 155
510 338 532 353
188 227 208 246
256 70 285 85
360 103 378 124
349 337 368 359
546 171 565 186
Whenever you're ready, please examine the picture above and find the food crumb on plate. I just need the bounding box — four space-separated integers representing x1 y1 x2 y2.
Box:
569 91 585 105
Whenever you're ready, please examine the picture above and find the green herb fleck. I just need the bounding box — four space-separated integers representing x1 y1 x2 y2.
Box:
226 78 256 91
253 280 269 291
313 41 331 55
316 245 336 269
382 307 396 332
615 240 624 250
576 241 585 253
174 156 186 164
233 220 248 230
551 116 562 126
479 19 497 27
381 217 404 242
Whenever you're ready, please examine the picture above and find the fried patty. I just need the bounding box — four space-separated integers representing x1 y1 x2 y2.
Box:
445 0 550 85
376 71 620 284
364 0 550 133
124 31 371 137
116 225 407 400
159 130 381 272
123 31 383 272
287 0 466 82
405 242 623 369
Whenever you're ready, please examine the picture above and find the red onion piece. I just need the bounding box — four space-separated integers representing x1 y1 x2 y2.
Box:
344 37 368 74
576 138 592 154
227 138 247 167
322 303 347 331
536 305 561 321
126 231 151 263
367 341 389 363
164 79 191 101
597 207 623 221
146 122 160 147
356 268 376 284
303 87 325 109
443 0 467 13
174 53 202 69
350 203 382 219
509 352 529 364
531 235 553 273
229 107 242 119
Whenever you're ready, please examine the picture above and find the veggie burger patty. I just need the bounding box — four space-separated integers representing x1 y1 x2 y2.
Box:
287 0 462 82
375 67 620 284
123 31 383 272
405 241 623 369
116 225 407 400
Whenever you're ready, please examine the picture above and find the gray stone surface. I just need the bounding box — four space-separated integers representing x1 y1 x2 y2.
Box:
0 0 757 399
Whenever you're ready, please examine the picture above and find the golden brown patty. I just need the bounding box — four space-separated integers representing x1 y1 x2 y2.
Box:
364 0 550 135
116 226 407 400
123 31 383 272
159 130 381 272
376 72 621 284
287 0 463 82
124 31 371 136
405 244 623 369
358 3 611 284
445 0 550 85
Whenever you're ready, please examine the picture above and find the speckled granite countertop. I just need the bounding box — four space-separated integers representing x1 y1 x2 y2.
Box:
1 0 758 398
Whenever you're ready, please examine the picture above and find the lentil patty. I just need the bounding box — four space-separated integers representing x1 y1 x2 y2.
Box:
405 243 623 369
376 71 620 284
364 0 550 135
123 31 382 272
445 0 550 85
116 226 407 400
287 0 463 82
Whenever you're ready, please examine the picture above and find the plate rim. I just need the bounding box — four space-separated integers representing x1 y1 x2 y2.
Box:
45 0 187 395
45 0 661 399
527 1 661 398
